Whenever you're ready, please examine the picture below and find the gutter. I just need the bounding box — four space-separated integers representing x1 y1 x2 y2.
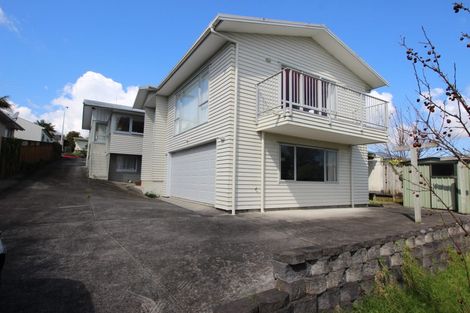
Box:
210 27 239 216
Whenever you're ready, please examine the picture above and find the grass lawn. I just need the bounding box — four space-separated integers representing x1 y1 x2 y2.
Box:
348 250 470 313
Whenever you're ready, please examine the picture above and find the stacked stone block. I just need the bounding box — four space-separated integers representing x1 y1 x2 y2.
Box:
213 223 470 313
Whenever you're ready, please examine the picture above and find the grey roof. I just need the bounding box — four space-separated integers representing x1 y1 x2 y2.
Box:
0 109 24 131
82 99 144 130
134 14 388 109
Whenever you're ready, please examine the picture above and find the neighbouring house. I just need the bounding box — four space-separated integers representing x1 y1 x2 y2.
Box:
403 157 470 214
0 110 24 153
368 155 402 197
133 14 389 212
14 117 54 143
81 100 144 182
74 137 88 151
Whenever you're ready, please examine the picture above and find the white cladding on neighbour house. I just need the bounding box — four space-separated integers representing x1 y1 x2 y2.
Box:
13 117 54 143
132 14 389 212
81 100 145 183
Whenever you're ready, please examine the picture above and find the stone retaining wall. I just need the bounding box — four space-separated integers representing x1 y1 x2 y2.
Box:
213 223 470 313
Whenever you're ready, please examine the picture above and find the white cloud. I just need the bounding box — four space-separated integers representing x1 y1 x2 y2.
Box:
0 7 18 33
430 87 444 98
12 71 138 136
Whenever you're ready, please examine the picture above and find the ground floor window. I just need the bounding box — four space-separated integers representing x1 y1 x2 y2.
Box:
280 144 337 182
116 155 138 173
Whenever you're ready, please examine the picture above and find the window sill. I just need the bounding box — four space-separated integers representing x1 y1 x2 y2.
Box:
278 180 339 185
113 131 144 137
173 121 208 137
116 170 138 173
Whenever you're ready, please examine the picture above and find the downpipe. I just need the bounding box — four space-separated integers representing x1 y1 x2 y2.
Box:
0 232 6 284
210 28 239 216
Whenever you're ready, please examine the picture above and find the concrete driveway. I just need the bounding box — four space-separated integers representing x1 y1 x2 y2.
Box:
0 159 463 313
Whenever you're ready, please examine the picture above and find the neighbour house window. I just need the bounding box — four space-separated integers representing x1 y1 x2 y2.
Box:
280 144 337 182
115 116 144 134
94 123 107 143
175 71 209 134
116 155 138 173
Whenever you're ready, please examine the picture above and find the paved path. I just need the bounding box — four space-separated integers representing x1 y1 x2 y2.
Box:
0 159 465 313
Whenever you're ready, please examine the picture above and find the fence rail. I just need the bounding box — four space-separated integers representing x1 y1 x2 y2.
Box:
256 68 388 129
0 138 61 178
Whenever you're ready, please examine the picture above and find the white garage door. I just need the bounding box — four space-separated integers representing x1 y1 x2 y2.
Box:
169 143 216 204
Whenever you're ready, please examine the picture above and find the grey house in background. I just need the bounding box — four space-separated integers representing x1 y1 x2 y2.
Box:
81 100 144 183
133 14 389 213
74 137 88 151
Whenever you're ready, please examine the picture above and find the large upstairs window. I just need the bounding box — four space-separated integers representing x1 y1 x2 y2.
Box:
175 71 209 134
280 144 337 182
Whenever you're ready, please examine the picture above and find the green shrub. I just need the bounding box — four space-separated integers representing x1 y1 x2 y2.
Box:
349 249 470 313
72 150 87 158
145 192 159 199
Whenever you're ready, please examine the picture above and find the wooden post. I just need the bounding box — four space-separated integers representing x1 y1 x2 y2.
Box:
410 146 422 223
395 141 436 223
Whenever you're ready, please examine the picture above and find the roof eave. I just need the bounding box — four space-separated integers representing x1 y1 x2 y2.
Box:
152 14 388 97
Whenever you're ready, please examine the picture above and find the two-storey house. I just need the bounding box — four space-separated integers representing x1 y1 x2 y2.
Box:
133 15 389 213
82 100 144 182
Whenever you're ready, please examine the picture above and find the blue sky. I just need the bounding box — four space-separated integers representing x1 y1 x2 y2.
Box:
0 0 468 134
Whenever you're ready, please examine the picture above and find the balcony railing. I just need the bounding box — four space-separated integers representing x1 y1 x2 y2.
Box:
256 68 388 129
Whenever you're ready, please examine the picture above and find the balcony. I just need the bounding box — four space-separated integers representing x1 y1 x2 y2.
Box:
256 68 389 145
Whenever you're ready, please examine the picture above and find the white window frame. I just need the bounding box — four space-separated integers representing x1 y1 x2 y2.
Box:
174 70 209 135
116 155 138 173
279 143 338 182
94 122 107 143
114 115 144 135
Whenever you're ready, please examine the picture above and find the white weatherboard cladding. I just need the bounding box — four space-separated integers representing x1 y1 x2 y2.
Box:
163 43 235 209
87 109 111 180
227 32 371 210
14 118 45 142
170 143 216 204
141 107 155 182
263 133 360 208
143 33 375 210
89 143 109 179
109 132 143 155
108 113 144 155
352 145 369 204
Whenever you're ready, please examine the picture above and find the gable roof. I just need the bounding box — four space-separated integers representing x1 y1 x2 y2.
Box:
0 109 24 131
134 14 388 109
82 99 144 130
